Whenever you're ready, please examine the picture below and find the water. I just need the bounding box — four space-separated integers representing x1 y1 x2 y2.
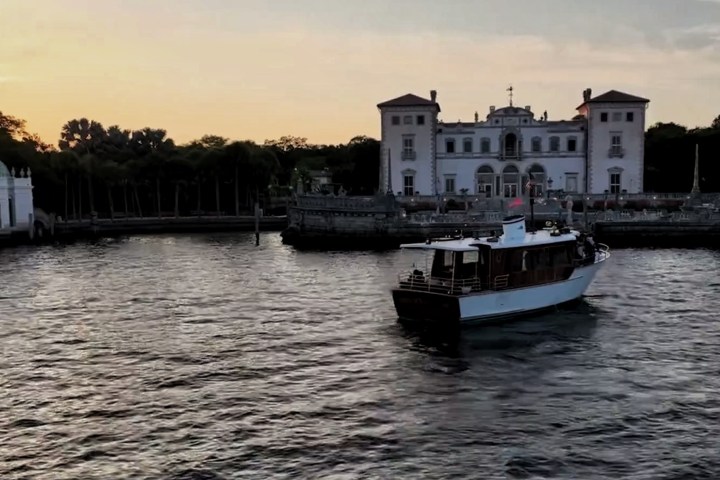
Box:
1 233 720 479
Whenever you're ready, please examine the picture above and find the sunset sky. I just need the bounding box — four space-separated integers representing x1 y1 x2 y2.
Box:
2 0 719 147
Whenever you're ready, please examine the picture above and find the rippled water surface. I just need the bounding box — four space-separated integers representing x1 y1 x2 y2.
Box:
2 233 720 479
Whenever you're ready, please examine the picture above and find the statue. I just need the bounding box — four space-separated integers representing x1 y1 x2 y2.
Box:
565 195 574 226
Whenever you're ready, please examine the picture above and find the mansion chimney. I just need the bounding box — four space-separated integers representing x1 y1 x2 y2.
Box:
430 90 437 102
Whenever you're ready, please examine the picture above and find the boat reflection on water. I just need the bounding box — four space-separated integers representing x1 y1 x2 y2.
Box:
396 298 603 360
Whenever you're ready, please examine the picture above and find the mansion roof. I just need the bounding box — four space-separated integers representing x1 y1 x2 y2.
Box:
377 93 441 112
577 89 650 109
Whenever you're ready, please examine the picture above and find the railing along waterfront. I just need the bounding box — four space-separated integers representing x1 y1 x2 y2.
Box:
405 211 504 224
294 195 396 212
395 192 720 204
593 209 720 222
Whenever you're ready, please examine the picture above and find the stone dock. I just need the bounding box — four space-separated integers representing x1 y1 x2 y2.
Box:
592 210 720 247
281 194 574 249
281 193 720 249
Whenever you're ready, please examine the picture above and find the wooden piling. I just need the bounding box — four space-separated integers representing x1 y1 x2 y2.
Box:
254 202 260 246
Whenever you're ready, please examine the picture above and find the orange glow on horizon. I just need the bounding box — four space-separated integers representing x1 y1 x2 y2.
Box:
2 0 719 148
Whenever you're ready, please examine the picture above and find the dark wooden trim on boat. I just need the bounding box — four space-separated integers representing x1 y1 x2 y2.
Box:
392 289 461 324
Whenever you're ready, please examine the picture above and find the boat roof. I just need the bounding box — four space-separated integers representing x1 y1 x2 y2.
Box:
400 229 579 251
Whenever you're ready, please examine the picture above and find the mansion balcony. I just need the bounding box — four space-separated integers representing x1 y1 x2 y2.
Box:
401 150 416 160
608 146 625 158
499 152 522 161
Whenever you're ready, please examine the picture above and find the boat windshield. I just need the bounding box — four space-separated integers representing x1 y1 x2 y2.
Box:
400 248 434 277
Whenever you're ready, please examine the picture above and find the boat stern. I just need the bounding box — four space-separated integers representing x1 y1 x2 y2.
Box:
391 288 461 324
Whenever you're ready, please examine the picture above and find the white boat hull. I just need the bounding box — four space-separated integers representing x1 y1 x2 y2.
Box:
457 261 604 324
392 258 607 325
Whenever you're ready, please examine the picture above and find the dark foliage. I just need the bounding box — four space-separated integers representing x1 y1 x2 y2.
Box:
0 113 380 219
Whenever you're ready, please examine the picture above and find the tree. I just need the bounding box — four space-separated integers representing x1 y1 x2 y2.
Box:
51 150 80 220
199 134 228 149
166 154 194 218
0 111 28 138
201 148 225 216
263 135 308 151
224 141 251 215
59 118 107 154
711 115 720 130
129 127 174 156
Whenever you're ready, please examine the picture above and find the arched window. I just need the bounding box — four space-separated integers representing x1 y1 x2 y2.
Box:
476 165 494 197
504 133 518 158
502 164 519 198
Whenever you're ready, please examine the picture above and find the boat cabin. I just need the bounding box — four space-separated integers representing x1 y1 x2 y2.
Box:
400 216 590 295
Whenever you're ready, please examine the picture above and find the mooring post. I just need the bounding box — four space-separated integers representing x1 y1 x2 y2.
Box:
254 201 260 246
529 197 535 232
28 213 34 240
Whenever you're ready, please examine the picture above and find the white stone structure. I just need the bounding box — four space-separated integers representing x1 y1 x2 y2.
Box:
0 160 35 230
377 88 649 197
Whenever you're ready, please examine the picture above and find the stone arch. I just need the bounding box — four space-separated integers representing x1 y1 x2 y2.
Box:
475 164 494 197
504 132 518 157
499 127 522 159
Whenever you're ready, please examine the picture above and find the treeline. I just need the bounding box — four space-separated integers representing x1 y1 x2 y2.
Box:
0 112 380 219
2 109 718 219
644 116 720 192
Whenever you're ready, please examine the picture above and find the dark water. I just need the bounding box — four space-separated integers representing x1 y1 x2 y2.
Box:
1 233 719 479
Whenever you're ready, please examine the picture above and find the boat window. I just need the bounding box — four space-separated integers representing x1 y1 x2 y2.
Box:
550 245 572 266
510 250 524 271
463 251 479 264
431 250 455 278
537 248 550 268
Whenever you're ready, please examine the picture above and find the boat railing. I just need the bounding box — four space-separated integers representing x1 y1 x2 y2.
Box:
398 272 488 295
595 243 611 262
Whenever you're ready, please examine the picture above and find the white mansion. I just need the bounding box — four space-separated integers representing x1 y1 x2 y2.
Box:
377 88 649 198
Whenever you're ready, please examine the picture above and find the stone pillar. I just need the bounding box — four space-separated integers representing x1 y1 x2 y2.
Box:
0 181 9 229
11 169 34 228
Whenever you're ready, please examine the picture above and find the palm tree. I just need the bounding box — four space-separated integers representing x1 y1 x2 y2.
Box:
224 141 251 216
166 154 193 218
51 150 79 221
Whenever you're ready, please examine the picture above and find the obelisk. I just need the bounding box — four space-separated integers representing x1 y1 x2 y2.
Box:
691 144 700 194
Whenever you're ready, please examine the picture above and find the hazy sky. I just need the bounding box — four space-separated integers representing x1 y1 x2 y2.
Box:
2 0 719 146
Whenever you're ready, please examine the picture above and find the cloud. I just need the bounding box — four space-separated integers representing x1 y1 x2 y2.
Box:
663 22 720 53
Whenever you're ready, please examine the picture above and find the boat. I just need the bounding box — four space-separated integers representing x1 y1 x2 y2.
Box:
391 214 610 325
